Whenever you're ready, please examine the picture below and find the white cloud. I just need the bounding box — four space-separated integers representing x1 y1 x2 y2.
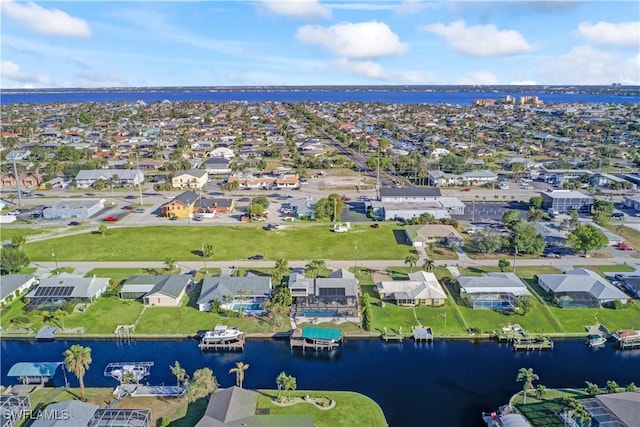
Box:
510 80 537 86
327 3 396 11
1 60 53 87
421 20 532 57
454 71 498 85
578 21 640 48
260 0 331 20
0 0 91 38
536 45 640 85
296 21 408 59
331 59 387 79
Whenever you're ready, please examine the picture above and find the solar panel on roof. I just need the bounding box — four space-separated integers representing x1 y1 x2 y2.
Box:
34 286 73 297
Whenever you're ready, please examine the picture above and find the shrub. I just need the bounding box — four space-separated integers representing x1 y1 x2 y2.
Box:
607 300 624 310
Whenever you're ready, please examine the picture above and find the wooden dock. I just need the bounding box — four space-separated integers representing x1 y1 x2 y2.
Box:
382 332 404 342
412 326 433 343
198 334 245 352
512 337 554 351
290 328 341 351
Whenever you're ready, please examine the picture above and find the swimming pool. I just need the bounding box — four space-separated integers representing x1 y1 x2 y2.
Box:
232 303 263 311
299 309 339 318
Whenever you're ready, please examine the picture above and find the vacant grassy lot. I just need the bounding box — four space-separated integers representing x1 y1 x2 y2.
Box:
606 223 640 248
0 226 57 242
23 224 413 261
256 390 387 427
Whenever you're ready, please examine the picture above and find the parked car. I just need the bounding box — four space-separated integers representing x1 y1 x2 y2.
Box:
546 253 561 258
248 254 264 260
169 215 178 221
68 221 81 226
132 208 145 213
193 214 204 221
122 205 133 210
371 223 380 229
103 216 119 222
263 224 279 230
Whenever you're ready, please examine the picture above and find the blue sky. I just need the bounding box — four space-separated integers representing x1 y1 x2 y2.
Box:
1 1 639 88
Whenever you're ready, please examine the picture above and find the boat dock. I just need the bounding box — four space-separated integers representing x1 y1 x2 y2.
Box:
412 326 433 343
198 333 245 352
290 327 342 351
491 324 526 342
585 323 610 337
34 326 58 341
512 336 554 351
613 329 640 350
382 327 404 342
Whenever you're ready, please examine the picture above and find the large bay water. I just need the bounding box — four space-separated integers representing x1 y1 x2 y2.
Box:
1 90 638 105
1 338 638 426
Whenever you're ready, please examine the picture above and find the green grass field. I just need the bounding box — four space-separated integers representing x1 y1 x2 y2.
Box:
0 226 57 242
22 224 413 261
256 390 387 427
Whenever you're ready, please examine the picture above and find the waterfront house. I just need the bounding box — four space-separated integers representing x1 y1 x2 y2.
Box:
197 275 272 312
172 169 208 189
195 386 314 427
289 269 359 319
120 275 191 307
161 191 199 218
457 272 531 310
0 395 31 427
580 392 639 427
43 199 105 219
31 400 151 427
375 271 447 306
0 274 38 307
25 273 109 311
537 268 629 307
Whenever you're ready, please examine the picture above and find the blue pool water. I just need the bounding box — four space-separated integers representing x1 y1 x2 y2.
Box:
300 309 339 317
232 303 263 311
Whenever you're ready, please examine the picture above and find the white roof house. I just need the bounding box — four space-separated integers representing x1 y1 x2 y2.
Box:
537 268 629 306
376 271 447 306
458 272 531 310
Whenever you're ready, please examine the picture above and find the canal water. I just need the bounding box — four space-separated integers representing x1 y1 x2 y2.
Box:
1 338 638 426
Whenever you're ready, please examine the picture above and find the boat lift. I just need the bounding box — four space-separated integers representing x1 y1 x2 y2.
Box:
103 362 154 383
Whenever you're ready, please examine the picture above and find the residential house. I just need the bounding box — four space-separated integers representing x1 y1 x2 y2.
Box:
204 157 232 175
375 271 447 306
172 169 208 189
375 187 465 220
290 197 316 219
209 146 235 159
31 400 151 427
196 197 235 214
197 275 272 312
404 224 463 248
537 268 629 307
288 269 359 319
195 387 313 427
623 195 640 212
26 273 109 311
137 159 165 170
427 171 459 187
581 392 640 427
74 169 144 189
0 274 38 306
161 191 199 218
0 173 43 188
460 170 498 186
457 272 531 310
533 222 567 245
228 173 299 189
43 199 105 219
120 275 191 307
605 266 640 299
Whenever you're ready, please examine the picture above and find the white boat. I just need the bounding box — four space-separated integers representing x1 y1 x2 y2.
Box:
104 362 154 382
587 334 607 348
201 325 243 343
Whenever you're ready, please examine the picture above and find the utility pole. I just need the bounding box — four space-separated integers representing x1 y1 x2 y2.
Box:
513 246 518 273
52 250 59 270
136 151 144 207
201 242 207 271
11 156 22 207
354 241 358 273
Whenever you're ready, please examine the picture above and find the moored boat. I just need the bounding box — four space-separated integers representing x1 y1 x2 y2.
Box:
587 334 607 348
201 325 243 344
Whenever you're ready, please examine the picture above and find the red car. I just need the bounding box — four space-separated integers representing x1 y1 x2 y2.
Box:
103 216 119 222
462 187 471 192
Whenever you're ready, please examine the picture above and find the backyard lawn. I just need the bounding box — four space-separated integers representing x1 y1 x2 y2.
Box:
256 390 387 427
22 224 413 261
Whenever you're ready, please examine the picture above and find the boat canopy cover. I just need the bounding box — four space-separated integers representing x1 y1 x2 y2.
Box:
301 327 342 341
7 362 62 377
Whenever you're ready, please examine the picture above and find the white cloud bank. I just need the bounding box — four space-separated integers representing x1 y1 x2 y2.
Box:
578 21 640 48
261 0 331 20
331 58 387 79
1 60 53 87
421 20 532 57
0 0 91 38
296 21 408 59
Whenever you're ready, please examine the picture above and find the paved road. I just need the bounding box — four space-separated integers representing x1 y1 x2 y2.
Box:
32 255 639 278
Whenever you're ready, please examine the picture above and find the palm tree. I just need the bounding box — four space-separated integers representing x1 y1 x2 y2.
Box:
584 381 600 395
305 259 326 278
516 367 539 404
534 384 547 399
63 345 92 401
421 257 435 272
229 361 249 388
283 374 297 399
404 254 418 273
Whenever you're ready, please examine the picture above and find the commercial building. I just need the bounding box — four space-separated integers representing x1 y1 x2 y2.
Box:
540 189 593 214
42 199 105 219
374 187 465 220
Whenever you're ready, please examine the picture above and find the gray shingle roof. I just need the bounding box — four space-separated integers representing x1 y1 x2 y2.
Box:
0 274 36 300
27 273 109 299
121 275 190 299
31 400 98 427
537 268 628 301
458 272 531 296
379 187 442 198
198 276 272 305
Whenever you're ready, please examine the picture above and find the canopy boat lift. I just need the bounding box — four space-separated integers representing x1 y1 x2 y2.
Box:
104 362 154 383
